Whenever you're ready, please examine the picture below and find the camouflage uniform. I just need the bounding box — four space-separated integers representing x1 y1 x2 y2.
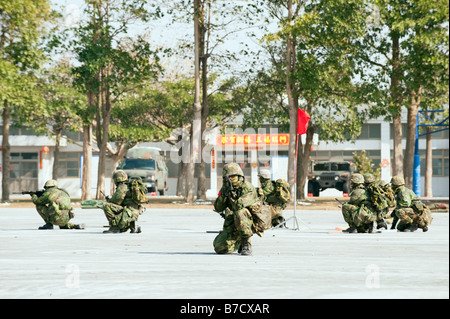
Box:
364 173 388 230
32 180 83 230
257 169 290 227
102 170 143 233
341 174 377 233
391 176 433 232
213 163 270 255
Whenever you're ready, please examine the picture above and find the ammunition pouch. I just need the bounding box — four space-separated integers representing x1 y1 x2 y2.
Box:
411 199 424 214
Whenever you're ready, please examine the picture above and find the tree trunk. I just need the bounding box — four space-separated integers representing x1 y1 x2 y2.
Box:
296 104 313 200
177 161 186 197
197 2 209 200
81 124 93 200
403 88 422 188
285 0 298 200
1 101 11 202
96 66 112 200
390 33 404 178
186 0 203 204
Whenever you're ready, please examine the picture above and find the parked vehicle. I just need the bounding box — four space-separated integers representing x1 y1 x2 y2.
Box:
308 161 356 196
117 147 169 195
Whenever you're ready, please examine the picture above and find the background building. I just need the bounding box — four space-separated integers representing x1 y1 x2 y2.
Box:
1 112 448 199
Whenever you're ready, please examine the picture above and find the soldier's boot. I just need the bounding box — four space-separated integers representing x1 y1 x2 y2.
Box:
240 236 252 256
129 222 142 233
103 226 120 233
343 227 357 233
402 224 416 232
272 216 286 228
38 223 53 230
377 219 388 230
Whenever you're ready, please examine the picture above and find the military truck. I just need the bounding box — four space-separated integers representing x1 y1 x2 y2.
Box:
307 161 356 196
117 147 169 195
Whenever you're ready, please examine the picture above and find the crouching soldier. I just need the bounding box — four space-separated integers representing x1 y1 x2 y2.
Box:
390 176 433 232
213 163 271 256
341 173 377 233
31 180 84 230
257 169 291 227
102 170 144 233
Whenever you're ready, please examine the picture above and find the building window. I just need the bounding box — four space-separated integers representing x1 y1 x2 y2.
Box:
356 124 381 140
57 152 80 178
420 150 449 177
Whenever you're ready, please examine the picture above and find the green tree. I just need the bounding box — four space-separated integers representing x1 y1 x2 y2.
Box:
352 150 381 180
15 59 85 180
71 0 162 199
0 0 54 201
246 0 367 199
310 0 449 188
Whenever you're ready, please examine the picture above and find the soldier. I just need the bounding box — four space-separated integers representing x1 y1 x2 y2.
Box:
102 170 143 233
213 163 270 256
364 173 388 230
390 176 433 232
379 180 396 226
32 179 84 230
257 169 290 227
341 173 377 233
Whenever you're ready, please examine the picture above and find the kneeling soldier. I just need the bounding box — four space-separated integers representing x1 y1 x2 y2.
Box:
213 163 270 256
32 180 83 230
391 176 433 232
341 173 377 233
102 170 144 233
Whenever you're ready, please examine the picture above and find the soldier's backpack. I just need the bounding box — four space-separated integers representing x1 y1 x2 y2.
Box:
275 179 291 204
130 178 147 204
367 184 389 211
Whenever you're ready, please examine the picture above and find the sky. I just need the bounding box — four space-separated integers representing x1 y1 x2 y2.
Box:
49 0 277 81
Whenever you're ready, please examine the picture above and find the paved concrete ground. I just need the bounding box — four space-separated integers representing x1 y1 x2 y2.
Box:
0 205 448 299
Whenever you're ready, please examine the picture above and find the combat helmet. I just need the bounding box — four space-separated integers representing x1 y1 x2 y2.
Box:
350 173 364 185
258 169 271 180
390 176 405 187
223 163 244 177
44 179 58 189
364 173 375 184
112 170 128 183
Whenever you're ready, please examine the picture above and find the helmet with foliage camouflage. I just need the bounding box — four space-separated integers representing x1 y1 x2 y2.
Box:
350 173 364 185
364 173 375 184
390 176 405 186
379 180 389 187
223 163 244 177
258 169 271 180
44 179 58 189
112 170 128 183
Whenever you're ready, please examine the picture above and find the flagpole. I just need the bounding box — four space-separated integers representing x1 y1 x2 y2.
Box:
276 108 311 230
293 132 300 230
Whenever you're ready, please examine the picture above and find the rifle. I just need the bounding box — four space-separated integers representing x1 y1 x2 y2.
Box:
80 200 104 209
22 190 45 197
335 198 344 208
223 176 236 199
100 190 111 202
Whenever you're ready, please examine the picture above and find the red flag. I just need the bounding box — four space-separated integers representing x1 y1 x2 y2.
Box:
297 109 310 135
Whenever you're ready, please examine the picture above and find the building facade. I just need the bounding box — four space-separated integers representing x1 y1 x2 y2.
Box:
1 113 448 199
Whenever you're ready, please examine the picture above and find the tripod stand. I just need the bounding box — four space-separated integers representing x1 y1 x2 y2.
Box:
274 185 311 230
